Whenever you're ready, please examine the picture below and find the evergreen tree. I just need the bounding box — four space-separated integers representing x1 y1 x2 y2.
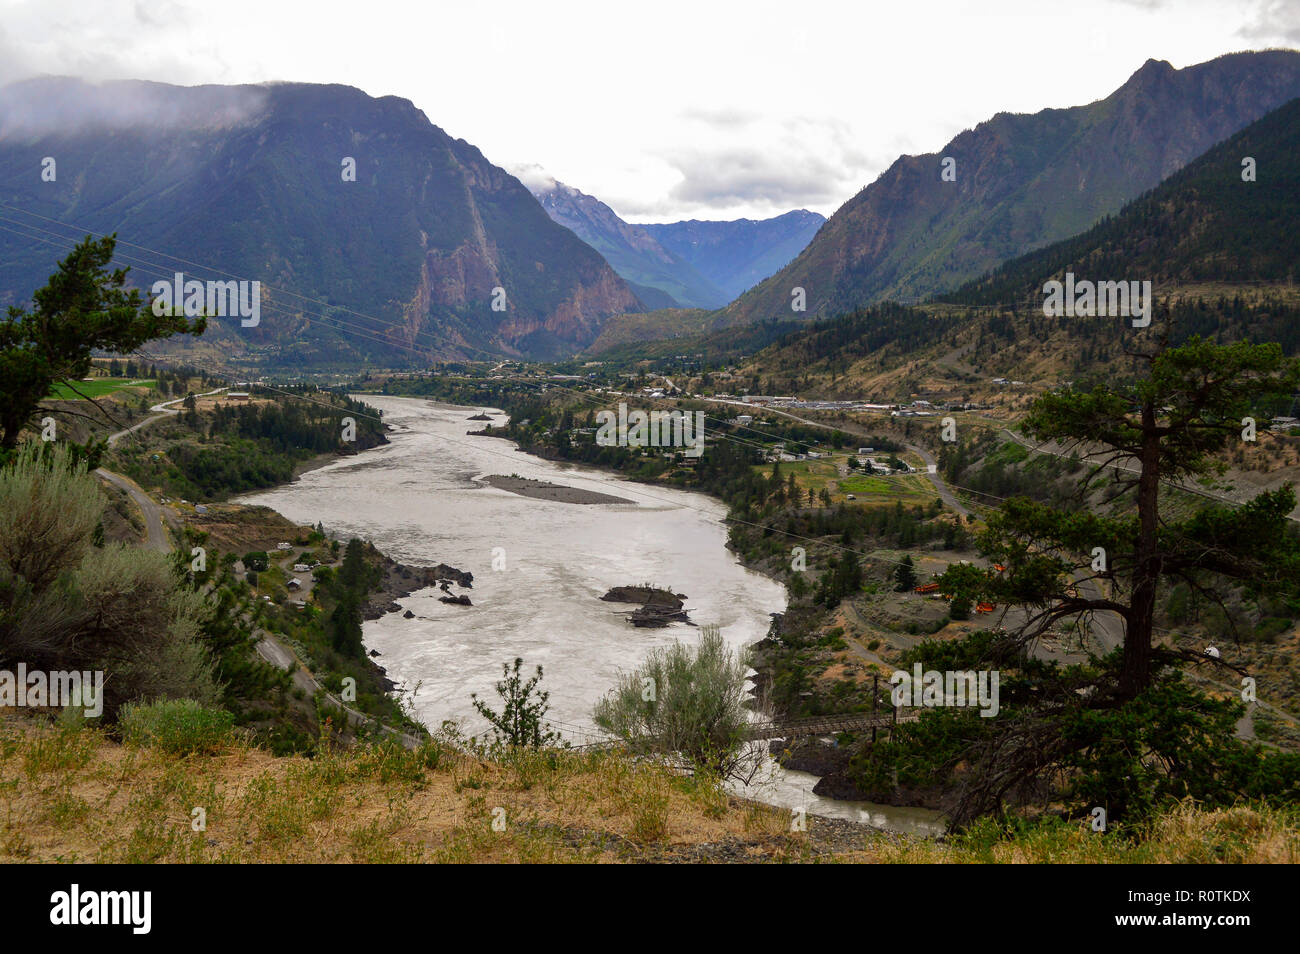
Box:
894 554 917 591
915 333 1300 826
0 236 203 449
472 658 559 748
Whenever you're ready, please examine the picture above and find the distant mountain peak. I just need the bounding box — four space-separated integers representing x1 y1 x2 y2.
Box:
517 172 823 310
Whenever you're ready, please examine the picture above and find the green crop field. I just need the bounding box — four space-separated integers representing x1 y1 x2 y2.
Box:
48 378 157 399
839 472 937 505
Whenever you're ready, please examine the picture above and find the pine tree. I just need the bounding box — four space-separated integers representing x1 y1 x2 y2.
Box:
894 554 917 591
0 236 203 449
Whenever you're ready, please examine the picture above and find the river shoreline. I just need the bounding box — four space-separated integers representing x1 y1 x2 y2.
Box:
245 395 941 833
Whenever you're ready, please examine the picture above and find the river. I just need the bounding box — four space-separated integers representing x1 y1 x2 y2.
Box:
241 395 944 836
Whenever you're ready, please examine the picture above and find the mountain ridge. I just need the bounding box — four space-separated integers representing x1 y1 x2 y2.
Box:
523 172 824 309
641 209 825 300
715 50 1300 328
526 176 730 309
0 77 641 364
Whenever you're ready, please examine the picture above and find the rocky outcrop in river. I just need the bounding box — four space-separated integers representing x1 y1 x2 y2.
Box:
600 585 691 627
363 556 475 620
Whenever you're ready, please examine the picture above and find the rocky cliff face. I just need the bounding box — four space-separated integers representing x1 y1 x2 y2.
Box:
718 50 1300 327
0 78 639 364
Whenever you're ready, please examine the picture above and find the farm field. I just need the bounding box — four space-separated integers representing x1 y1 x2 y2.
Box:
48 377 157 399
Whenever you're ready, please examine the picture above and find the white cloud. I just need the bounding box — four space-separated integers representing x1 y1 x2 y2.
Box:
507 162 558 194
1238 0 1300 44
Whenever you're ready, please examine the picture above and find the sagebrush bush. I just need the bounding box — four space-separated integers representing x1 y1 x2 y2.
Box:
593 624 752 777
0 442 218 716
119 699 235 755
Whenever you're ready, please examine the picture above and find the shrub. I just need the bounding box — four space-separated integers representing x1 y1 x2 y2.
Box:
119 699 235 755
471 658 559 749
0 444 217 717
593 624 752 777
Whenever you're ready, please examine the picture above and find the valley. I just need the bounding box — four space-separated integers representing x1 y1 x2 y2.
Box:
1 6 1298 886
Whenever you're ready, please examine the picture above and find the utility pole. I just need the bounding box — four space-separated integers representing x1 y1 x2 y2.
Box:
872 672 879 744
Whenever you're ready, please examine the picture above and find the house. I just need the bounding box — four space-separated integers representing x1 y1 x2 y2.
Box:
287 578 302 590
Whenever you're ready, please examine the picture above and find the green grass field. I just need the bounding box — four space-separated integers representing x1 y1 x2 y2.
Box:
840 472 937 505
753 454 939 507
48 378 156 399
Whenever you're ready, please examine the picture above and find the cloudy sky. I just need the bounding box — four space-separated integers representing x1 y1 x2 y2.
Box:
2 0 1297 221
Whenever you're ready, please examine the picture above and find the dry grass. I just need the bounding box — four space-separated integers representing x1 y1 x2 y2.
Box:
878 801 1299 864
0 713 816 863
4 713 1293 863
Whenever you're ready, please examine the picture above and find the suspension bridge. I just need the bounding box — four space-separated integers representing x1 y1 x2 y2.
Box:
553 710 919 751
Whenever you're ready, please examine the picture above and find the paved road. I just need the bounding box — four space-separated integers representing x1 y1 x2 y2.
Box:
254 630 423 749
105 386 228 448
95 387 231 553
725 400 974 520
903 440 971 519
95 468 173 553
994 425 1300 523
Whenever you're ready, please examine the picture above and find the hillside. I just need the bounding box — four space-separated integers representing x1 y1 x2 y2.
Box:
582 307 714 354
716 50 1300 327
737 92 1300 402
0 78 640 365
5 714 1295 862
945 95 1300 304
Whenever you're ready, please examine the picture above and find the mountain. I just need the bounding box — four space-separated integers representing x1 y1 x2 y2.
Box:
522 175 729 309
736 95 1300 402
0 78 641 364
945 95 1300 304
522 173 825 309
641 210 825 300
717 50 1300 327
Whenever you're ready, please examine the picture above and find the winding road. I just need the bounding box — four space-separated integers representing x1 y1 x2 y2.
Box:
94 387 229 553
90 385 422 748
